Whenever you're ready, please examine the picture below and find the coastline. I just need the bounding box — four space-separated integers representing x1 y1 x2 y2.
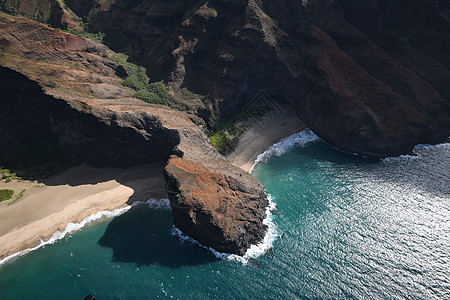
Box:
0 105 307 265
0 163 166 263
226 103 306 172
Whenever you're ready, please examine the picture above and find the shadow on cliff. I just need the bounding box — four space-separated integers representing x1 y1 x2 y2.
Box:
97 205 218 268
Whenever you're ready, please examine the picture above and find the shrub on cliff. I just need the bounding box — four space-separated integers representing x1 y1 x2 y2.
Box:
209 130 238 155
123 75 146 91
0 189 14 202
121 64 149 91
146 82 169 104
134 82 169 105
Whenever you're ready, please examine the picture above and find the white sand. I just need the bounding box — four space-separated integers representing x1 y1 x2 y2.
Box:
227 103 305 172
0 103 305 261
0 163 166 260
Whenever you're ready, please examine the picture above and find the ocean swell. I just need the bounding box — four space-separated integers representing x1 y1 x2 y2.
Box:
250 129 320 173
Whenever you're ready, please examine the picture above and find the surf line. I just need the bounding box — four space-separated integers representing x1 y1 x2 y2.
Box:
0 198 170 266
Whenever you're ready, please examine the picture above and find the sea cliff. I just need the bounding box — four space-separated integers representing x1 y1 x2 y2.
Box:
1 0 450 256
0 13 268 255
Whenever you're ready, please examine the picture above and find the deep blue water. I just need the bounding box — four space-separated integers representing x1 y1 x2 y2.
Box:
0 139 449 299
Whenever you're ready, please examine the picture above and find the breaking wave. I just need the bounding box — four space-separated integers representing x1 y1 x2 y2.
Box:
0 206 131 266
131 198 171 210
0 198 171 266
171 194 278 264
250 129 320 173
384 142 450 161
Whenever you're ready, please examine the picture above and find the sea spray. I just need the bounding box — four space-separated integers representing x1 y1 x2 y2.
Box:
384 142 450 161
0 198 171 266
171 194 279 264
250 129 320 173
231 194 278 263
131 198 171 210
0 206 131 266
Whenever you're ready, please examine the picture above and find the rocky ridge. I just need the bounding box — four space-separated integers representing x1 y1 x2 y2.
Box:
0 13 268 255
54 0 450 156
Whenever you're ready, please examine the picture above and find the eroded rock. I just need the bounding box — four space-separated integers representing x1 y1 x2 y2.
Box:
0 15 269 255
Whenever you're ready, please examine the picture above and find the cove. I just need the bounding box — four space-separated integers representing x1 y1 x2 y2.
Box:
0 140 448 299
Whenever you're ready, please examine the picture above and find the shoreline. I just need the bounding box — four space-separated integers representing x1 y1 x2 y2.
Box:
0 163 166 262
226 103 306 172
0 105 307 265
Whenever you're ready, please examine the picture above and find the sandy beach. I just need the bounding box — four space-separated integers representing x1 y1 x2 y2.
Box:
0 103 305 263
0 163 166 261
227 103 305 172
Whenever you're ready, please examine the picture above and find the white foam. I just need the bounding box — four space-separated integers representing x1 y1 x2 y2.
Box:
229 194 278 264
0 198 172 266
0 206 131 267
171 194 279 264
131 198 171 210
171 226 231 260
250 129 320 173
384 142 450 161
413 142 450 151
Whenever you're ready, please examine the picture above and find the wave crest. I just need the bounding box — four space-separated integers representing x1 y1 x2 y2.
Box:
250 129 320 173
171 194 278 264
0 206 130 266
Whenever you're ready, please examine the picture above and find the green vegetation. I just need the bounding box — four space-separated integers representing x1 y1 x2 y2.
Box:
0 168 21 183
134 88 163 104
0 169 10 174
63 29 105 42
111 53 169 105
209 104 274 154
9 189 26 205
138 82 169 105
209 130 238 155
123 75 147 90
0 189 14 202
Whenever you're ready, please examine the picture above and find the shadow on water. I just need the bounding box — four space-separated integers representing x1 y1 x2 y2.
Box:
98 205 218 268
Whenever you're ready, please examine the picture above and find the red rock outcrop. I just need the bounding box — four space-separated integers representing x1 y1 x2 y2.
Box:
0 14 269 255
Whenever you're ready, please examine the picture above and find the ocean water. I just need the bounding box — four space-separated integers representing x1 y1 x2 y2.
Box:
0 133 449 299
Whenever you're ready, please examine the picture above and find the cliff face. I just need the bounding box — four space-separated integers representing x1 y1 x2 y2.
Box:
0 14 268 255
59 0 450 156
1 0 450 253
1 0 83 29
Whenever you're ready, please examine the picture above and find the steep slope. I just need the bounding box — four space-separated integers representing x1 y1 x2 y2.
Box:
0 14 268 255
60 0 450 156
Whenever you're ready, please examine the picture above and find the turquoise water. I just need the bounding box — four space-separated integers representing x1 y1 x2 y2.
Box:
0 139 449 299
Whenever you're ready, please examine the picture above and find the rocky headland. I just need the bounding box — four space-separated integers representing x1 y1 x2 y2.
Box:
1 0 450 256
0 13 268 255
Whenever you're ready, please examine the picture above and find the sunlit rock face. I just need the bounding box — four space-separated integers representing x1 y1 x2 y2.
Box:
0 15 269 255
59 0 450 156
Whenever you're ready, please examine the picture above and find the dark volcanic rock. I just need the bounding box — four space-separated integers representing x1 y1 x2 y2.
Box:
62 0 450 157
165 157 268 255
0 15 269 255
115 65 133 78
